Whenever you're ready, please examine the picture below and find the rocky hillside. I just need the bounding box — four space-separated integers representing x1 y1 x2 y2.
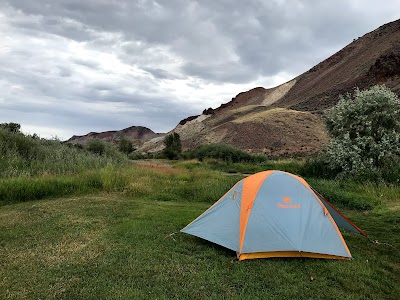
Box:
67 126 163 147
139 18 400 156
273 19 400 111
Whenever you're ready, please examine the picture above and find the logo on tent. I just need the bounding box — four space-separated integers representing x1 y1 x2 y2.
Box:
278 196 300 209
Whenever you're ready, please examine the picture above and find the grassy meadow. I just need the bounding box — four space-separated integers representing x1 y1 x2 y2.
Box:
1 160 399 299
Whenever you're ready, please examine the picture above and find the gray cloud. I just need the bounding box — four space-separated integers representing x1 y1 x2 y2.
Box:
72 58 100 69
142 67 183 80
0 0 399 139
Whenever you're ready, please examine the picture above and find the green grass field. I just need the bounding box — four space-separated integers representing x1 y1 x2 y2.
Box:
1 161 399 299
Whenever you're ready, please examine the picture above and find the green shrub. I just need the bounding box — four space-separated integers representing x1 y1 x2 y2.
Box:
128 152 146 160
299 154 340 179
128 151 159 160
86 138 126 160
118 135 134 154
323 85 400 181
186 144 267 163
86 138 106 155
381 156 400 184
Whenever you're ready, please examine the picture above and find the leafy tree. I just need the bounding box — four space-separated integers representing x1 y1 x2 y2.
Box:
163 132 182 159
86 138 106 156
324 85 400 178
30 133 40 140
117 134 134 154
0 122 21 133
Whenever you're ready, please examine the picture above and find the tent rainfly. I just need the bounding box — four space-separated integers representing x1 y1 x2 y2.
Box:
181 170 366 260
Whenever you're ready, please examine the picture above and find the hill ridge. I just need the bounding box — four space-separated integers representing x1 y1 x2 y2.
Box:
139 18 400 155
67 125 163 147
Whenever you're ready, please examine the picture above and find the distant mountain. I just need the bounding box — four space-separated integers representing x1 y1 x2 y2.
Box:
67 126 163 147
139 18 400 155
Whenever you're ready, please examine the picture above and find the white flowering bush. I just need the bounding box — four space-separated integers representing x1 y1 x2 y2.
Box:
324 85 400 180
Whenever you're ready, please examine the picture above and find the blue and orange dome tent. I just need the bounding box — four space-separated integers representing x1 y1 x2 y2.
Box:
181 170 366 260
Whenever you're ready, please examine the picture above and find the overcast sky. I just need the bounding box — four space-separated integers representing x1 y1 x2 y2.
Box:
1 0 399 139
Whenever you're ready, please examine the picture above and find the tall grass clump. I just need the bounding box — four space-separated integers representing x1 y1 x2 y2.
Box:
175 157 303 175
0 129 127 178
185 144 267 163
0 175 96 204
0 167 134 205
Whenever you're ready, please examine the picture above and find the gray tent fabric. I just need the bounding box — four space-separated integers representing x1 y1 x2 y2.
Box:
311 188 366 236
181 181 244 251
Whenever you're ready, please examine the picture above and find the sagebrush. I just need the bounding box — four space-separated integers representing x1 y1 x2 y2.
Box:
323 85 400 182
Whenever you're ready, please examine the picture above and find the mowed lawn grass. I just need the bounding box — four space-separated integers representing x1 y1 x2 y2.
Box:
0 162 399 299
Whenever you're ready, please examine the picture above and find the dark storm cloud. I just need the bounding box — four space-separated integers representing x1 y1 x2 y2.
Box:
5 1 400 80
0 0 399 138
